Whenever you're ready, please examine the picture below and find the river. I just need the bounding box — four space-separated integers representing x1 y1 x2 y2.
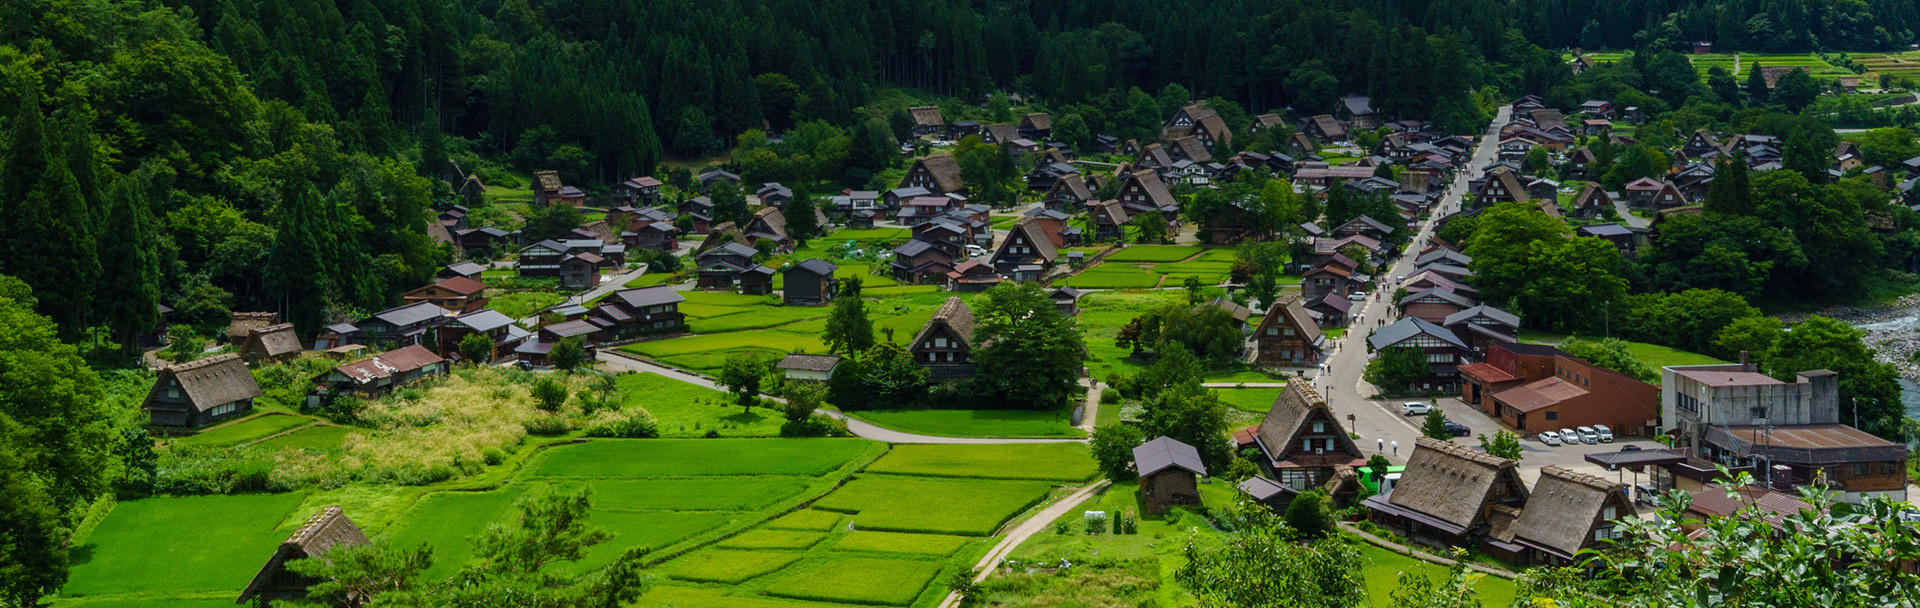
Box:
1852 313 1920 420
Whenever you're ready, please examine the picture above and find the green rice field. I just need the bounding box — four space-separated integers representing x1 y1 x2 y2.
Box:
812 476 1054 536
63 493 308 597
527 438 873 478
1103 245 1204 263
616 372 784 437
1057 264 1165 289
847 409 1086 439
174 413 314 448
761 557 945 606
717 529 832 550
254 424 355 453
831 531 974 556
863 443 1097 481
382 487 526 577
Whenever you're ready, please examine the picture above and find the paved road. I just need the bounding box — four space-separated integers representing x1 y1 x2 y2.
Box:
1614 199 1651 229
1314 105 1509 465
595 350 1085 444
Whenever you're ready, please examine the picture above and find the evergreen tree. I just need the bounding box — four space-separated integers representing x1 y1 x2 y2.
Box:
710 181 749 226
1745 62 1770 102
1421 411 1451 440
1704 153 1752 215
786 190 821 244
266 188 336 334
95 170 163 351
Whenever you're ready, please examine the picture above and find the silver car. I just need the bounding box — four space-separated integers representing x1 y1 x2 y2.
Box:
1576 426 1599 444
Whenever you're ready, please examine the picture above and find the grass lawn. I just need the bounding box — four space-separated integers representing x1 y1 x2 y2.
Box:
688 306 827 333
1079 290 1188 380
667 550 806 584
1357 544 1515 608
568 478 810 511
863 443 1097 482
1152 260 1235 284
65 493 307 597
717 529 831 550
812 476 1054 536
1104 245 1203 263
622 332 827 372
1214 387 1285 413
761 556 944 606
488 290 565 318
1517 331 1726 376
51 599 237 608
383 487 524 578
255 424 354 453
832 531 974 556
566 511 735 573
526 438 874 478
175 413 313 448
616 372 784 437
847 409 1086 439
1206 370 1281 384
1058 264 1164 289
764 509 845 531
816 227 911 242
624 272 680 288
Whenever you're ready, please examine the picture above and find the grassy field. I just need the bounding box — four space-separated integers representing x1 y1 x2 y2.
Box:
174 413 313 448
847 409 1086 439
527 438 874 478
625 272 680 288
488 290 565 318
624 289 975 374
1214 387 1285 414
1057 264 1165 289
764 509 845 531
255 424 354 453
1518 331 1726 375
566 510 736 572
1078 290 1187 380
832 531 973 556
565 477 809 511
64 493 307 597
717 529 831 550
668 551 807 584
382 487 526 577
1105 245 1205 263
615 372 784 437
864 443 1097 481
1357 544 1515 607
761 557 945 606
812 476 1054 536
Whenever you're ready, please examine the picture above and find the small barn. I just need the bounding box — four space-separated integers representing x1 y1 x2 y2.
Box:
782 259 839 306
776 353 842 382
142 354 263 427
1134 436 1208 515
241 323 304 365
237 506 370 608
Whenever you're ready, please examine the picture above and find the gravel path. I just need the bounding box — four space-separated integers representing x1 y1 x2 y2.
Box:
936 480 1112 608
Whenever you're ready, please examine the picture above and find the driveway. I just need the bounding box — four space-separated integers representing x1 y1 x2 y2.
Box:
595 351 1085 444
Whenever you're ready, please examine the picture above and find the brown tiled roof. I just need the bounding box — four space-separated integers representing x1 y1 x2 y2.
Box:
331 344 444 385
1457 361 1517 383
154 353 263 411
777 353 842 372
1492 376 1589 413
432 276 487 296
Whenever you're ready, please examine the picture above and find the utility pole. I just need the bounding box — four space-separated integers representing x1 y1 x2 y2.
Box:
1604 300 1610 338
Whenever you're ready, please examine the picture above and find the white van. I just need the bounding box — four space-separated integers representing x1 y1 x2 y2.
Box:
1592 424 1614 442
1575 426 1599 444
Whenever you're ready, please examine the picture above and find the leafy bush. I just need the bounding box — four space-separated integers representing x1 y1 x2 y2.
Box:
582 409 659 438
1100 389 1121 404
1090 425 1145 482
531 378 569 411
522 413 571 436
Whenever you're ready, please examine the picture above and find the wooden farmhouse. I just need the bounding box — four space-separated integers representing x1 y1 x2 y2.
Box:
782 259 839 305
901 155 967 195
1250 384 1366 501
1252 296 1323 366
1363 437 1528 548
1134 436 1208 515
227 311 280 343
240 323 304 365
401 276 488 314
1487 466 1632 566
911 296 977 379
237 506 370 608
142 353 264 427
435 308 527 363
319 344 447 398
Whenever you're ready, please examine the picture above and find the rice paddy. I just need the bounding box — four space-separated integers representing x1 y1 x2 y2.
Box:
846 409 1086 439
863 443 1098 481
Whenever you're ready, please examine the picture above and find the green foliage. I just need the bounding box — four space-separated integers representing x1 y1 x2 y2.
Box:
459 332 495 364
718 351 774 408
1178 502 1363 608
1138 381 1233 471
972 282 1086 409
1420 411 1452 440
582 409 660 439
1390 548 1483 608
954 137 1020 207
829 342 928 411
284 541 435 606
1477 431 1523 461
1559 337 1657 383
550 337 587 371
1363 346 1428 393
1090 425 1147 482
523 204 583 241
1620 289 1761 356
531 378 570 412
1283 489 1335 538
822 277 874 355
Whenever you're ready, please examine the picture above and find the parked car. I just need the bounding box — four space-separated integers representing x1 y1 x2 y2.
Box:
1401 402 1432 416
1538 431 1563 446
1576 426 1599 444
1593 424 1614 442
1443 421 1470 437
1560 428 1581 444
1349 291 1369 301
965 245 988 258
1619 444 1642 452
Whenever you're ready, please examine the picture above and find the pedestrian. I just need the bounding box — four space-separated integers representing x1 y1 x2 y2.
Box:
1377 438 1384 453
1391 440 1399 456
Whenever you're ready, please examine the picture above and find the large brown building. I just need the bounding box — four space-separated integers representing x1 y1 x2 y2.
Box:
1487 353 1660 437
1364 437 1529 548
142 353 264 427
911 297 977 380
1251 385 1365 496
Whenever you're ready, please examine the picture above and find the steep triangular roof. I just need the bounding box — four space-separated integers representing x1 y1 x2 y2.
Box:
1505 466 1628 557
1387 437 1528 532
1252 384 1361 465
146 354 263 412
911 297 976 348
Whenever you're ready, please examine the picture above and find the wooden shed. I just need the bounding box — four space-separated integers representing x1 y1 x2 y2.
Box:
240 323 304 365
1134 436 1208 515
142 354 263 428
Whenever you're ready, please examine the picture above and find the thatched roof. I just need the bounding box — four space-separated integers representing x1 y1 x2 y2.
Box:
998 216 1058 264
1091 199 1130 226
912 297 976 348
1252 384 1362 466
1021 113 1052 131
149 354 263 412
242 323 303 359
1387 437 1526 531
909 105 945 127
534 170 563 194
1506 466 1627 557
228 311 280 341
239 506 370 603
1254 295 1324 347
915 155 967 193
748 206 789 240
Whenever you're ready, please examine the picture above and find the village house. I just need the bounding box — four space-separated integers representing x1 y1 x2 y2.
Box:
625 222 680 252
1336 96 1380 129
1623 177 1685 208
355 301 450 347
1305 293 1354 327
531 171 586 207
1042 174 1094 211
319 344 447 398
1441 305 1520 356
890 239 957 285
1577 223 1640 256
743 206 795 252
438 261 487 282
1367 317 1470 392
1251 385 1366 498
1457 341 1561 410
1301 262 1358 303
1364 437 1529 548
1019 113 1052 139
1253 296 1323 367
228 311 281 343
1487 352 1660 437
1474 168 1530 205
591 285 687 338
1089 200 1131 242
1568 182 1612 218
402 276 489 314
1304 114 1347 142
1398 287 1476 325
902 155 967 195
912 296 977 379
777 353 842 383
517 239 618 277
240 323 303 365
435 308 527 363
947 260 1003 292
515 321 600 366
612 175 663 203
1489 466 1631 567
1663 360 1841 454
991 217 1059 281
695 242 760 290
1050 286 1084 316
1695 424 1908 503
237 506 369 608
558 252 605 290
142 353 263 427
1134 436 1208 515
697 169 741 192
737 265 776 296
782 259 839 306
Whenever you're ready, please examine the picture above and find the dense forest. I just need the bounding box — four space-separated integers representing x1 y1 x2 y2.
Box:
3 0 1920 349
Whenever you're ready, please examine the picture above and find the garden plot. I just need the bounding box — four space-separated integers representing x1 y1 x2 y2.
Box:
63 493 307 598
382 487 526 577
717 529 832 550
1104 245 1203 262
764 509 845 531
637 585 850 608
527 438 874 478
1214 387 1286 413
864 443 1097 481
811 476 1054 536
761 556 946 606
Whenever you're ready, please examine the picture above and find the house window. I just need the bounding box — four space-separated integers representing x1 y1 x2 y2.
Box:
1602 506 1616 520
1545 411 1558 421
1312 421 1325 434
1301 439 1312 452
1283 328 1296 336
934 338 948 348
1267 327 1278 336
166 387 179 399
1854 462 1870 476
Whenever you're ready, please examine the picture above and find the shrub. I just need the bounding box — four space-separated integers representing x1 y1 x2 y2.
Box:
523 413 571 436
1084 511 1108 535
1090 425 1145 482
531 378 569 411
583 410 660 438
1100 389 1121 404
